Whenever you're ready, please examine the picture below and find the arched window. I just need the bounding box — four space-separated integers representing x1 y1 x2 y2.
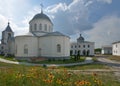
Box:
57 44 61 53
44 24 47 31
24 44 28 54
75 50 77 55
70 50 73 56
87 50 90 56
75 45 77 48
83 45 85 48
34 24 37 31
88 45 90 48
8 33 11 38
78 50 81 55
49 25 51 32
39 24 42 31
83 50 86 56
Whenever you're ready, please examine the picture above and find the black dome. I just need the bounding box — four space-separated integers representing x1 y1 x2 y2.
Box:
4 22 13 32
30 12 52 23
77 34 84 42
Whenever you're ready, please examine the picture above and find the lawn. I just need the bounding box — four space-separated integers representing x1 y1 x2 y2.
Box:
0 62 119 86
108 55 120 61
62 63 110 70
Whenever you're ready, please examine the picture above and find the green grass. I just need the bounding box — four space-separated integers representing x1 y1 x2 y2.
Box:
0 55 17 61
92 57 98 62
0 55 86 64
62 63 110 70
30 57 86 64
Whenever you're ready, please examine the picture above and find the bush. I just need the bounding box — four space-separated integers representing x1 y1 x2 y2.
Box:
63 59 66 62
48 59 51 62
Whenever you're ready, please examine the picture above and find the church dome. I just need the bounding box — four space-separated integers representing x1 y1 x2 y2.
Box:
29 11 53 33
29 12 52 23
77 34 84 43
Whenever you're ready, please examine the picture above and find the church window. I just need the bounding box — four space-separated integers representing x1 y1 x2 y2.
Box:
83 50 86 56
87 50 90 56
39 24 42 31
88 45 90 48
75 50 77 55
49 26 51 32
1 46 3 49
8 33 11 39
24 44 28 54
75 45 77 48
57 44 61 53
34 24 37 31
83 45 85 48
44 24 47 31
78 50 81 55
70 50 73 55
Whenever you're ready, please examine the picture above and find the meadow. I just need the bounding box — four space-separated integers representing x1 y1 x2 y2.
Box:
0 62 119 86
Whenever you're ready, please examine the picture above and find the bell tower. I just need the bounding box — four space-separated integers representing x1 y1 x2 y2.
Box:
1 22 14 55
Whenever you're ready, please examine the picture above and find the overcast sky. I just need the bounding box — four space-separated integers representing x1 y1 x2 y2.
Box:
0 0 120 48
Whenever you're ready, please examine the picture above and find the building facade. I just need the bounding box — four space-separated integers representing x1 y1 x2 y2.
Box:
101 45 112 55
112 41 120 56
70 34 94 56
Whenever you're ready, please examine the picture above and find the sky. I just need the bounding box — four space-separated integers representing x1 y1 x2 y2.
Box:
0 0 120 48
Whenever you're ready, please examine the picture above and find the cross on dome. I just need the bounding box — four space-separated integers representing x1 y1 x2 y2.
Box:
40 3 44 13
8 22 10 25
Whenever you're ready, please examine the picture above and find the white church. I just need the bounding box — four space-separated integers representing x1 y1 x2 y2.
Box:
70 34 94 56
0 10 70 60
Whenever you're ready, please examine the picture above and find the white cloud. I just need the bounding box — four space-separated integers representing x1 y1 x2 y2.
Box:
85 15 120 48
0 14 28 39
85 1 93 7
45 0 92 35
0 14 8 29
0 0 32 38
0 0 115 43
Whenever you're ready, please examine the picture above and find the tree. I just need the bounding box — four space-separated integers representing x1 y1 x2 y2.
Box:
95 48 101 54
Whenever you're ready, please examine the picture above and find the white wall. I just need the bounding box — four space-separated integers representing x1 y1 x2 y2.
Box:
102 47 112 55
112 42 120 56
15 36 38 57
39 36 70 58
